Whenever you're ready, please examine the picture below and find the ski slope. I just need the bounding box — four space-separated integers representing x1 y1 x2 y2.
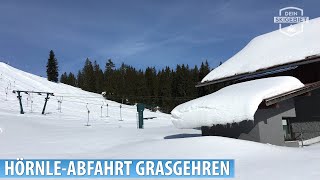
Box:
1 62 320 180
0 62 171 126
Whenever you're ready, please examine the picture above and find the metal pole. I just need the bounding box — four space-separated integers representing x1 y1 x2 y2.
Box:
85 103 90 126
138 111 144 129
30 97 33 113
119 105 123 121
42 93 50 115
136 113 139 129
106 104 109 117
17 91 24 114
59 97 63 113
300 131 304 147
101 105 103 117
5 87 8 101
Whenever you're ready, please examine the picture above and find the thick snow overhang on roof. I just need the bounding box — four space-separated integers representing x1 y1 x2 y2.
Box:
171 76 304 129
200 17 320 85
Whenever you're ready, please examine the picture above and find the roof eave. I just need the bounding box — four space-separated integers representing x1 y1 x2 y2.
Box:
196 55 320 88
262 81 320 107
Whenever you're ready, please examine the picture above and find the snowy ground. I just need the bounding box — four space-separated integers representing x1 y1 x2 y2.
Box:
1 62 320 180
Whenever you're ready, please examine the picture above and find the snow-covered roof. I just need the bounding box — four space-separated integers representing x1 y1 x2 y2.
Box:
202 17 320 83
171 76 304 129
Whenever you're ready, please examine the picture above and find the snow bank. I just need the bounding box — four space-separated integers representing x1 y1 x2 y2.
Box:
171 76 304 128
107 136 320 180
202 17 320 83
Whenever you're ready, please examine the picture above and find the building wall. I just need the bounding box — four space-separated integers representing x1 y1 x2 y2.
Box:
255 105 295 146
239 89 320 146
201 100 296 146
291 121 320 140
239 99 296 146
289 89 320 141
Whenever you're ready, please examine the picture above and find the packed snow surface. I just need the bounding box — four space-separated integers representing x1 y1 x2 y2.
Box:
202 17 320 83
171 76 304 128
1 62 320 180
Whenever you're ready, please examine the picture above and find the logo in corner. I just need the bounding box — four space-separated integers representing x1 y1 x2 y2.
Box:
274 7 309 36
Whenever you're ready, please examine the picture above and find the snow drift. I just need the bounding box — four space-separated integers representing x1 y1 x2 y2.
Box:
171 76 304 129
202 17 320 83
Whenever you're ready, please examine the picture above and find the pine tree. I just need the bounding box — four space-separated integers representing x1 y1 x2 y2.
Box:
199 60 210 80
67 72 77 86
46 50 59 82
93 61 104 93
145 67 158 97
77 70 84 88
198 60 211 96
104 59 116 96
158 66 173 113
192 65 200 96
60 72 68 84
105 59 115 72
60 72 77 86
82 58 95 92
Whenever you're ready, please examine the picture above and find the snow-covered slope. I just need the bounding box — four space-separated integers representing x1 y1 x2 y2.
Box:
1 62 320 180
172 76 304 128
202 17 320 83
0 62 169 124
0 61 200 157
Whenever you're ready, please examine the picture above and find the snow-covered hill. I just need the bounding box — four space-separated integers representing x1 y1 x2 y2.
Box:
1 62 320 180
0 62 170 124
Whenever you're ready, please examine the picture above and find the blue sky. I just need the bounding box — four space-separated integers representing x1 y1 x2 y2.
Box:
0 0 319 76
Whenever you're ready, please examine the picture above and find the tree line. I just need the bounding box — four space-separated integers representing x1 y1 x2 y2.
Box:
47 50 216 113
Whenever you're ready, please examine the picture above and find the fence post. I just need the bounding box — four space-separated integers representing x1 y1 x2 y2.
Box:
57 98 60 111
56 97 63 113
119 105 123 121
106 104 109 117
27 94 31 107
5 87 8 101
101 105 103 117
30 95 33 113
85 103 91 126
